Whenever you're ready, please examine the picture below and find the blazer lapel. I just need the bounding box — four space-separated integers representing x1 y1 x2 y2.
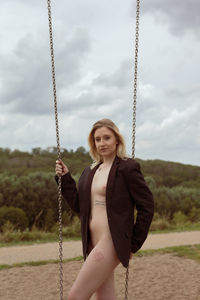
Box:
106 156 120 205
85 163 101 212
85 156 120 211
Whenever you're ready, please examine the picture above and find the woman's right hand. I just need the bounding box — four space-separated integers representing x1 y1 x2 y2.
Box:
55 160 69 176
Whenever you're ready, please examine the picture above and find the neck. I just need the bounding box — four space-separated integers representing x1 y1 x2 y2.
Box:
101 154 116 165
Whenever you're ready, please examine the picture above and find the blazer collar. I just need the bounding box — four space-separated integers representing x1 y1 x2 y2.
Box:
106 156 120 203
86 155 120 207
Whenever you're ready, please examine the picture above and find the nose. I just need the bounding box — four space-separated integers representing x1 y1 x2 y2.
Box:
100 139 105 146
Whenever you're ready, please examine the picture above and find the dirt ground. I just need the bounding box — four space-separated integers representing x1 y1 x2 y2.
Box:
0 253 200 300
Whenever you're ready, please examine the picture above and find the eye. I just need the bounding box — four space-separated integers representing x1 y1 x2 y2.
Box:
95 137 101 142
104 136 110 140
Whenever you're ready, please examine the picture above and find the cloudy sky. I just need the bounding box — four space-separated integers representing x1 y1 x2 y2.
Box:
0 0 199 166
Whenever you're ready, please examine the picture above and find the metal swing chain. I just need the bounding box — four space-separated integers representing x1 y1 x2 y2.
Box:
132 0 140 159
47 0 140 299
47 1 64 299
124 0 140 299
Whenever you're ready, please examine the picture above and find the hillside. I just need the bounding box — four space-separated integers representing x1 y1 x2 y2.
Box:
0 147 199 188
0 147 199 230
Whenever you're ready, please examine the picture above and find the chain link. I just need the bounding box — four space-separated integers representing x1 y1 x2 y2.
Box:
47 0 140 299
47 1 63 299
124 264 130 300
132 0 140 160
125 0 140 299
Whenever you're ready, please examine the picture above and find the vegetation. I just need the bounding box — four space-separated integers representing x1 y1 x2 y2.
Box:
137 244 200 263
0 245 199 270
0 217 81 245
0 147 200 238
0 256 83 270
0 146 91 176
0 215 200 247
0 206 28 231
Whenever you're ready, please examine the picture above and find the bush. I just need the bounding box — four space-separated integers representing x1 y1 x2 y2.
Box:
189 207 200 222
0 206 28 231
150 214 171 231
145 176 156 191
44 209 55 231
172 211 188 225
0 227 57 243
52 215 81 237
63 216 81 238
1 220 15 233
153 186 200 220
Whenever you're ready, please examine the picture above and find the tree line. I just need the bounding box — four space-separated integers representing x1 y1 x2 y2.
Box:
0 147 199 231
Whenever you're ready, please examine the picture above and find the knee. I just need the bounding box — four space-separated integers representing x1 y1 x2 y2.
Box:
68 288 84 300
96 295 116 300
67 288 78 300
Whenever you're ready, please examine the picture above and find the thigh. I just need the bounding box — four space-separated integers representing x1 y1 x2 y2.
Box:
69 239 120 299
95 271 116 300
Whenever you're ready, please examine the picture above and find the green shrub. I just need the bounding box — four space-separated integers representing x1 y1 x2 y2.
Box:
0 193 3 206
0 206 28 231
44 209 55 231
145 176 156 191
172 211 188 225
62 211 72 226
52 215 81 237
150 215 171 231
189 207 200 222
1 220 15 233
62 216 81 238
0 227 57 243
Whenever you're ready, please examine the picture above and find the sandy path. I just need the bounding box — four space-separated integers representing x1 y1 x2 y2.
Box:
0 231 200 265
0 254 200 300
0 231 200 299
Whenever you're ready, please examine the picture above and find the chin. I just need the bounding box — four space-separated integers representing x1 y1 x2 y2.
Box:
102 152 115 157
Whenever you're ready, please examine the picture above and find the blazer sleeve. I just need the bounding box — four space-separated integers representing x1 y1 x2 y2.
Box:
55 172 80 214
127 160 154 253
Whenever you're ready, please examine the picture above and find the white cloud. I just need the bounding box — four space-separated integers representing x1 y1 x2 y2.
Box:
0 0 199 166
141 0 200 39
0 28 91 114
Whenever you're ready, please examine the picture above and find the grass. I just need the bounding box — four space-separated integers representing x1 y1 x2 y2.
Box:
0 256 83 270
0 219 200 247
0 219 81 247
150 222 200 234
1 225 200 248
0 245 199 271
136 244 200 263
0 236 80 248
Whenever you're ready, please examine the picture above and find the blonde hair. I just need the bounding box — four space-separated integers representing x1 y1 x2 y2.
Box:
88 119 127 167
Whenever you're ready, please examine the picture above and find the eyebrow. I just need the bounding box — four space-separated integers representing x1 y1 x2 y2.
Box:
94 134 111 138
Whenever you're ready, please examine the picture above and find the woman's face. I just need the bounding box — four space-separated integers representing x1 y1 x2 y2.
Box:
94 126 118 159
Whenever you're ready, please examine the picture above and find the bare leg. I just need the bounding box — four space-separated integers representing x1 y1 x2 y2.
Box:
95 271 116 300
68 239 120 300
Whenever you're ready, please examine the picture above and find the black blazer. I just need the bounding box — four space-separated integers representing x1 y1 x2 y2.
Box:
57 156 154 268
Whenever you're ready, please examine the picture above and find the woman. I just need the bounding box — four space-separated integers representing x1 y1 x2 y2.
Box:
55 119 154 300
